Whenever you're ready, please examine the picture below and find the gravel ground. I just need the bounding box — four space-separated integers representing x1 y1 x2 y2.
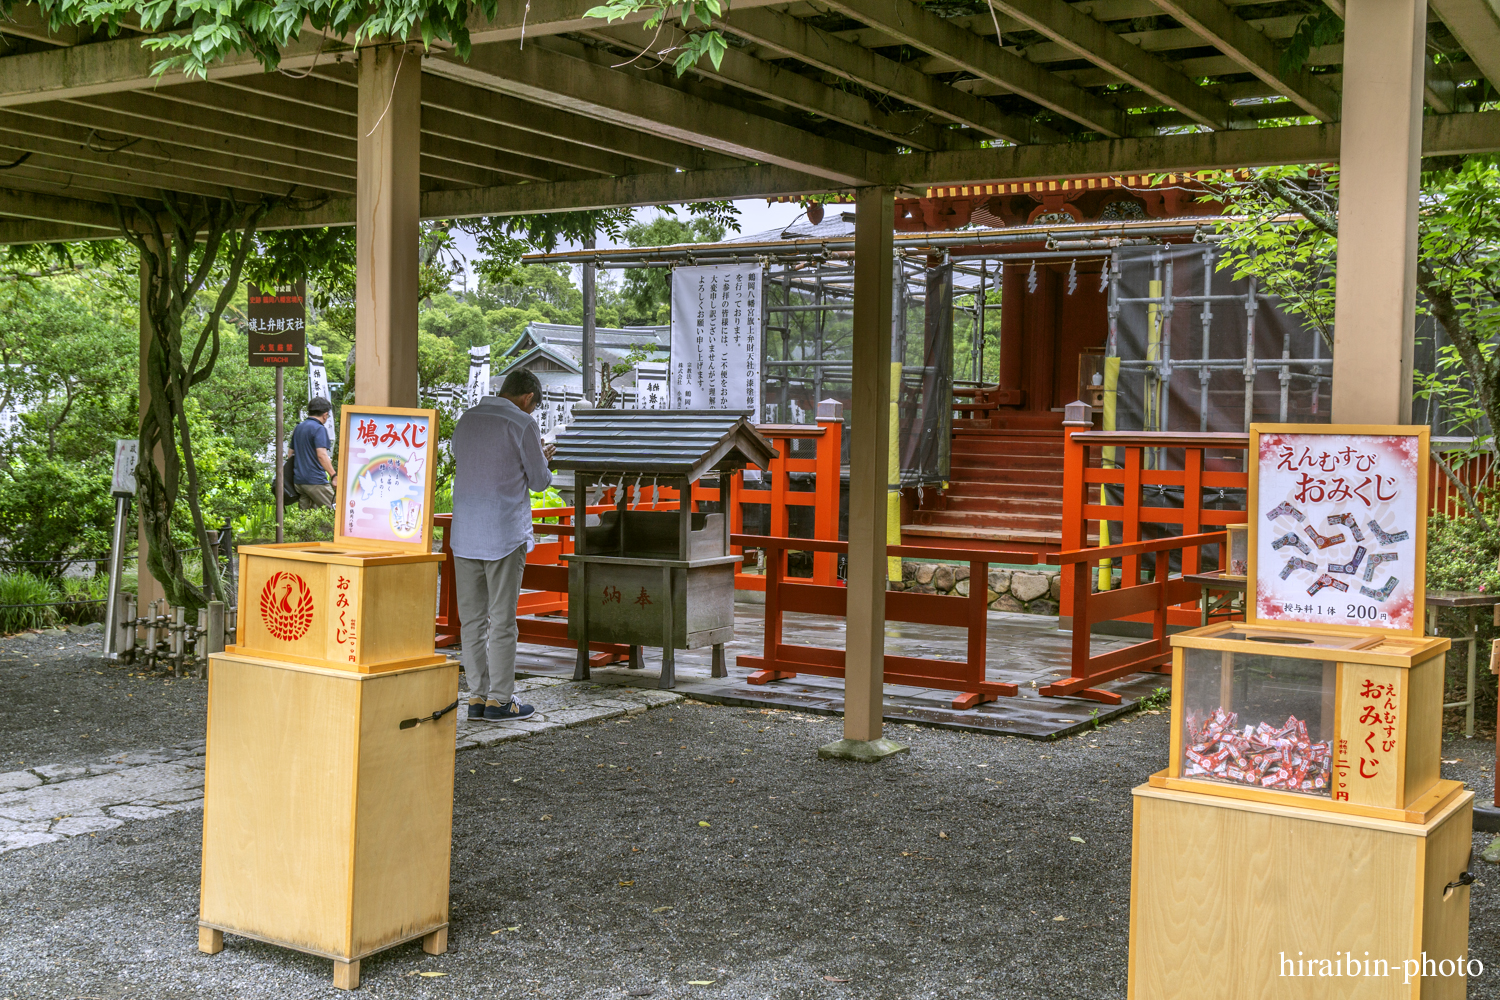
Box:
1 632 1499 999
0 627 208 772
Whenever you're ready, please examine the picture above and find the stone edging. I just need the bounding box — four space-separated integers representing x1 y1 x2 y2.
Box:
889 562 1061 616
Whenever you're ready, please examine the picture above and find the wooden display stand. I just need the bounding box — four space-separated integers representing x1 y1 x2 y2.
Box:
1129 425 1476 999
198 651 459 988
199 406 457 990
1130 786 1473 999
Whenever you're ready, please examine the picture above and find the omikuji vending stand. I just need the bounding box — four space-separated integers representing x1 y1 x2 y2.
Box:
198 406 457 991
1129 424 1475 1000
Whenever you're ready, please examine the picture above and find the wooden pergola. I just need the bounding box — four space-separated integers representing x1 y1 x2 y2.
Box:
2 0 1495 754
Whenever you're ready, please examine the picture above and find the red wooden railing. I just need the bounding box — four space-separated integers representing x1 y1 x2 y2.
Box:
733 533 1042 709
1060 429 1250 630
727 417 843 589
1045 530 1226 704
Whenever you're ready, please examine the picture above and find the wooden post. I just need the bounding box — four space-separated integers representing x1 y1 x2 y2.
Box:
355 43 421 408
1329 0 1427 424
582 235 597 402
820 187 907 762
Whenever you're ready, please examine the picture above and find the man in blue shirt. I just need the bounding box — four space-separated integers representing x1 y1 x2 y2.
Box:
451 369 554 721
290 396 336 508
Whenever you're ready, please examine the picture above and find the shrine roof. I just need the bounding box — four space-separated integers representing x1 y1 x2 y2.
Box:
552 410 779 482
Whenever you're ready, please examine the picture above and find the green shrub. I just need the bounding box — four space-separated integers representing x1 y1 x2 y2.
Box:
57 574 109 624
0 456 116 573
284 505 334 542
0 571 60 633
1426 513 1500 730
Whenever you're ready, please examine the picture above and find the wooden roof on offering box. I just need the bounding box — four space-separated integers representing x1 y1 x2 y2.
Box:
552 410 778 482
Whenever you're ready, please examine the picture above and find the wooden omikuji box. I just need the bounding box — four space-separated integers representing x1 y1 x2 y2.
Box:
198 651 459 989
1154 622 1456 823
230 541 445 672
201 406 456 991
1129 424 1477 1000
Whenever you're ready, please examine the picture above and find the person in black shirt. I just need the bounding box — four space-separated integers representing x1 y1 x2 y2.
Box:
290 397 337 508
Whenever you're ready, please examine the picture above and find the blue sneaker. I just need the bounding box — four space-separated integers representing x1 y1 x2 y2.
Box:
467 702 486 720
485 700 534 721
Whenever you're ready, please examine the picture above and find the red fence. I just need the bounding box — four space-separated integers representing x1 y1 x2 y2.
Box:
733 533 1042 709
1045 530 1225 703
1060 430 1249 630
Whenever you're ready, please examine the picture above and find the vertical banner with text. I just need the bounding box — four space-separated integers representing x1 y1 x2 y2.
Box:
669 264 762 412
467 346 491 408
306 344 334 443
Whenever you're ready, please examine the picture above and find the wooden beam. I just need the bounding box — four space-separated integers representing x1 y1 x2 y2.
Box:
0 34 337 107
0 107 348 195
987 0 1229 128
7 99 355 191
0 131 287 200
1149 0 1341 121
0 218 110 243
821 0 1133 136
0 186 120 228
0 2 87 46
259 164 836 229
424 43 875 185
884 110 1500 187
587 23 971 152
718 7 1059 144
462 0 785 44
1428 0 1500 93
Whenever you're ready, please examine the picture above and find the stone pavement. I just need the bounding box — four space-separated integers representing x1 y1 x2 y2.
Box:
0 674 681 855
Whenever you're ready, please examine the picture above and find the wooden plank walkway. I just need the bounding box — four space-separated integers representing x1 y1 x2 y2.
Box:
513 604 1169 740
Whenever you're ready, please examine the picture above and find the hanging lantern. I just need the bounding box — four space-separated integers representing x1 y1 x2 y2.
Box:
806 202 825 225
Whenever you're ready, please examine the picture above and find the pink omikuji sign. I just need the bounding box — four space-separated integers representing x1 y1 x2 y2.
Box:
1254 430 1422 632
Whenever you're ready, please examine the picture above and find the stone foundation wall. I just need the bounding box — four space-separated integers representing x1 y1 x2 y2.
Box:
889 562 1062 616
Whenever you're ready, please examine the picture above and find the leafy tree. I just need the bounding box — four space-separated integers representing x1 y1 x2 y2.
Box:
1203 159 1500 527
116 192 269 608
618 204 739 325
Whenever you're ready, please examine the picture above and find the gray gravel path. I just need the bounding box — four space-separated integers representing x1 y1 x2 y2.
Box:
0 626 206 772
2 629 1499 999
1 697 1498 999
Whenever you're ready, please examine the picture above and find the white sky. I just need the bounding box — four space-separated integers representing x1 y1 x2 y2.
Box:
447 197 810 292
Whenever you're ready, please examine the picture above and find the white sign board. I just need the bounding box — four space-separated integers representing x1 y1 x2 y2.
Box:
467 346 491 408
532 387 583 436
1251 426 1426 634
112 439 139 496
669 264 761 412
634 362 670 410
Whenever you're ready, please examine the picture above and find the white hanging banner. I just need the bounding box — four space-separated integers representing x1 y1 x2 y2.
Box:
466 345 491 408
634 362 670 410
669 264 761 412
307 344 334 444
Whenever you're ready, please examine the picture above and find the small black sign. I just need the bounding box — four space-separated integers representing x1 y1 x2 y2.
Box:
247 280 306 367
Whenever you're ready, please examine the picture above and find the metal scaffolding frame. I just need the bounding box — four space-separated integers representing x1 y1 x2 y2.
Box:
1107 242 1331 434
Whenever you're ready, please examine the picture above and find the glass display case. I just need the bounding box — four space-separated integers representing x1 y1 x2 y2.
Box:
1160 623 1455 821
1222 523 1248 579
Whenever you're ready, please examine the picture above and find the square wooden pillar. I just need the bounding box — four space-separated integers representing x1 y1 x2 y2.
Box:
1330 0 1428 424
355 44 422 409
822 187 906 762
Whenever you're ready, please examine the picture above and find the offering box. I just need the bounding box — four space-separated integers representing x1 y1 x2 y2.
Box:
199 651 459 983
1157 622 1455 823
230 541 446 673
